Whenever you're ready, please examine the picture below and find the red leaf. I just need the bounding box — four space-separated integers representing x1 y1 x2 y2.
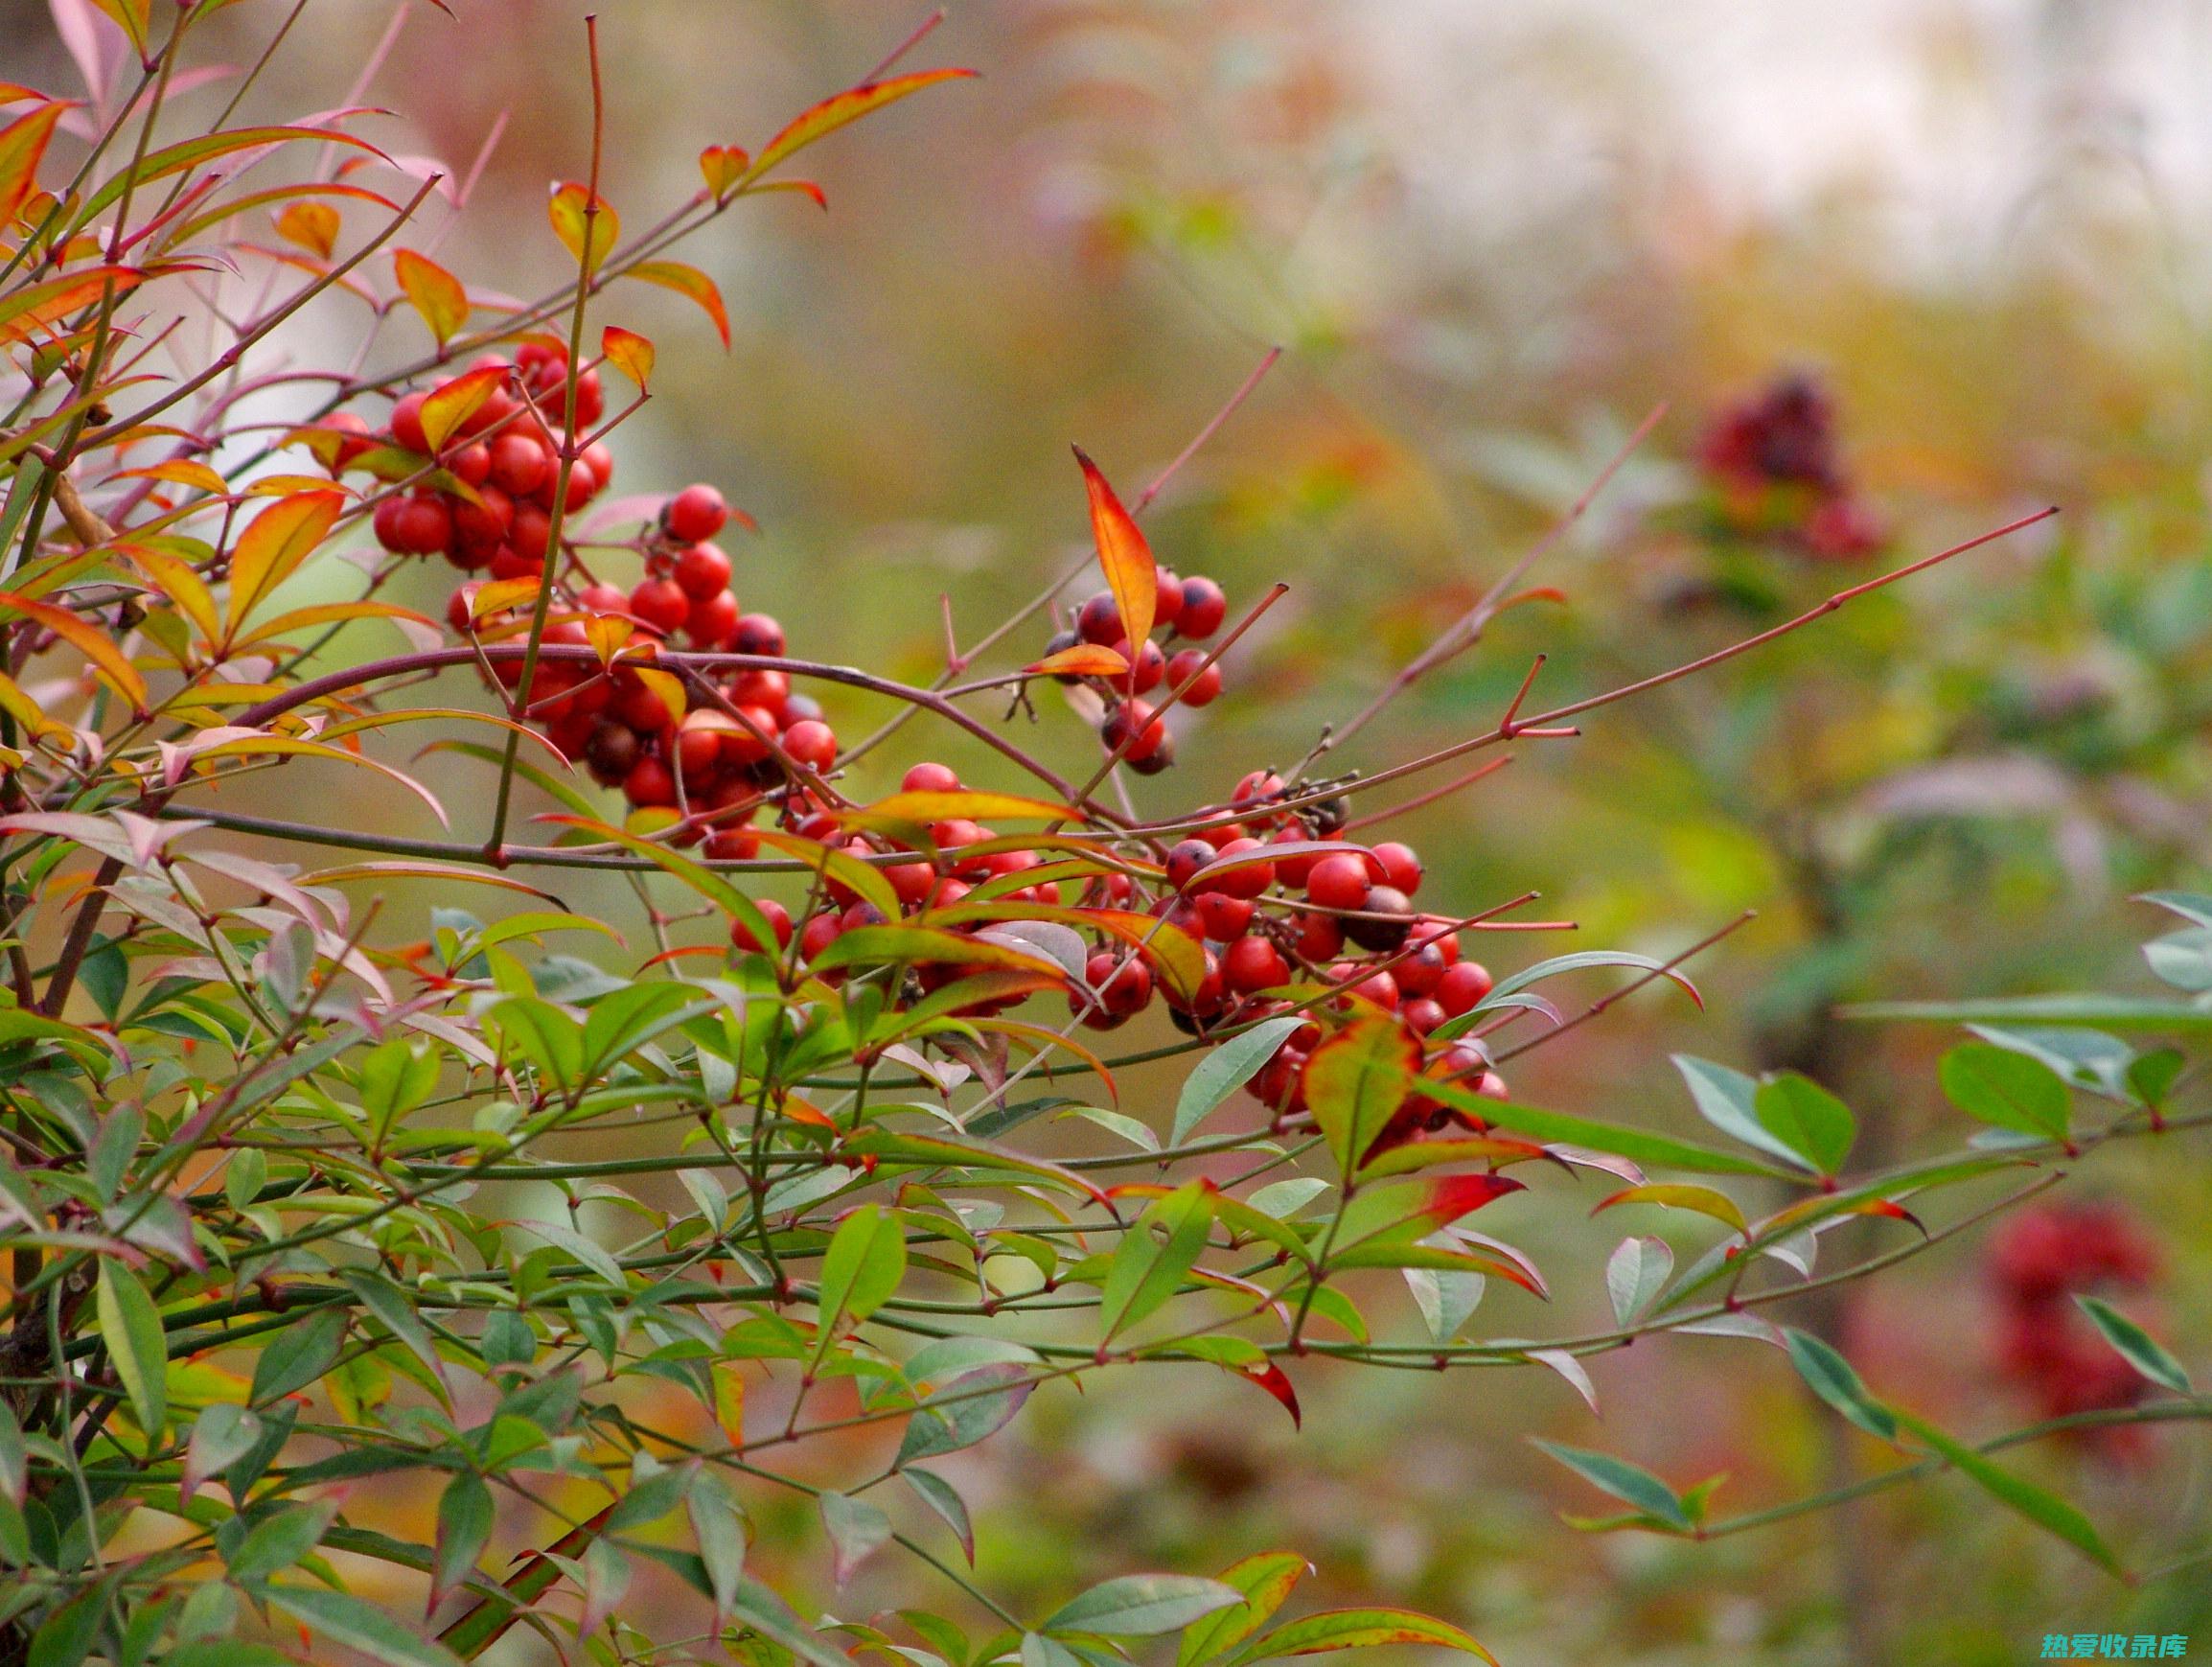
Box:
1240 1359 1302 1426
1073 447 1156 651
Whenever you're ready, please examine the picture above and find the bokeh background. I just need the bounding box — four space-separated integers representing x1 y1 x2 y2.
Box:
17 0 2212 1659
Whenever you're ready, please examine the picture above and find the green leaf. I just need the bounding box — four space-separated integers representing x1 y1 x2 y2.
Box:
181 1402 261 1505
689 1469 749 1618
226 1500 336 1587
95 1257 166 1441
434 1472 494 1606
1172 1016 1303 1143
2074 1296 2192 1395
1099 1181 1215 1339
1604 1236 1672 1327
812 1204 906 1364
1672 1054 1809 1169
1846 995 2212 1031
1176 1551 1306 1667
1225 1609 1498 1667
1420 1077 1790 1178
895 1363 1033 1465
249 1306 346 1406
1893 1412 2124 1577
819 1491 892 1585
1302 1013 1417 1174
1938 1043 2071 1141
1531 1439 1691 1532
904 1466 974 1564
1783 1329 1898 1443
265 1585 468 1667
1752 1073 1855 1175
358 1036 441 1131
1045 1574 1245 1637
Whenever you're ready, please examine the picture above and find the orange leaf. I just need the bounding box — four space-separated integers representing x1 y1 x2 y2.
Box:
626 260 729 350
225 489 344 627
0 102 66 227
1025 643 1127 680
109 460 227 497
393 247 469 349
547 181 619 274
274 199 337 259
118 542 221 646
748 68 977 180
468 577 542 622
0 266 145 347
0 590 149 713
698 144 749 200
417 363 506 454
1073 447 1156 649
600 325 654 390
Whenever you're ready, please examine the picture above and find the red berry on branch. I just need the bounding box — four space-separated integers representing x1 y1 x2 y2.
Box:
1166 649 1221 706
781 719 838 772
1305 852 1371 913
630 578 691 637
1371 841 1422 895
1076 591 1123 646
666 483 729 544
732 613 786 657
673 542 733 600
488 432 551 496
1223 934 1288 994
1434 961 1493 1016
389 390 430 454
685 590 740 647
903 761 960 794
1176 576 1227 637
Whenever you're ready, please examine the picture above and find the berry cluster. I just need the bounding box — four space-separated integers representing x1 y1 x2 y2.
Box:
1094 772 1509 1143
1696 372 1883 561
1989 1202 2159 1429
1042 571 1233 774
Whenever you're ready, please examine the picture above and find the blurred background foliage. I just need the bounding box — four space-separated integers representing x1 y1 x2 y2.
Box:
16 0 2212 1658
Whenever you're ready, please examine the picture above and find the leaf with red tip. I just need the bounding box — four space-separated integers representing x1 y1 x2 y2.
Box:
1073 447 1156 650
1303 1013 1417 1175
416 362 506 454
274 198 337 258
548 180 618 273
628 260 730 350
0 102 66 226
699 144 749 199
226 489 344 625
1026 643 1128 679
747 68 978 181
1239 1359 1302 1426
601 325 654 389
393 247 468 348
1226 1609 1499 1666
0 589 148 712
1595 1182 1748 1237
0 266 145 346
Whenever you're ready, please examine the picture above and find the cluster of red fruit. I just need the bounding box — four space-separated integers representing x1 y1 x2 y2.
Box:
1088 770 1509 1142
326 348 843 843
1042 572 1233 774
1696 372 1883 561
1989 1201 2159 1434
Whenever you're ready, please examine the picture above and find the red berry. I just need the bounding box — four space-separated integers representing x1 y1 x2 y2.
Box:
1344 885 1413 952
1305 852 1371 912
630 578 690 637
389 390 430 454
394 494 452 555
685 590 740 647
1085 950 1153 1016
1154 569 1187 631
449 442 491 487
798 909 842 961
1204 837 1274 900
781 719 837 771
903 761 960 794
729 667 788 710
446 584 481 634
1434 961 1493 1017
1328 961 1398 1010
1112 637 1166 694
731 613 785 656
1176 576 1227 637
1294 911 1344 963
1076 591 1123 645
1223 935 1289 994
1165 840 1215 891
576 581 629 616
728 899 791 952
1371 842 1422 895
623 756 678 808
673 541 732 601
488 432 550 497
1101 699 1164 762
666 483 728 544
1403 997 1448 1036
676 718 727 782
508 500 552 559
1166 649 1221 706
1194 891 1255 940
720 707 779 767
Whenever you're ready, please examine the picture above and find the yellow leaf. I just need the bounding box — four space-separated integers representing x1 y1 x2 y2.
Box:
468 577 542 622
275 198 338 258
632 665 684 726
1073 447 1156 649
225 489 343 627
393 247 469 348
747 68 976 181
0 589 149 713
244 473 353 498
627 260 730 349
1025 643 1127 679
1595 1183 1749 1237
417 361 506 454
231 599 436 650
583 612 634 664
600 324 654 390
0 103 66 228
0 668 73 744
118 542 221 646
108 459 228 497
547 181 618 274
713 1362 745 1446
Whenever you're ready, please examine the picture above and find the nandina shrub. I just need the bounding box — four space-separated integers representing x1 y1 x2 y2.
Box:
0 7 2204 1665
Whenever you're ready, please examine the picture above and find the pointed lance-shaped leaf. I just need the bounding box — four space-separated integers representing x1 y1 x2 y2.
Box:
1072 446 1156 651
